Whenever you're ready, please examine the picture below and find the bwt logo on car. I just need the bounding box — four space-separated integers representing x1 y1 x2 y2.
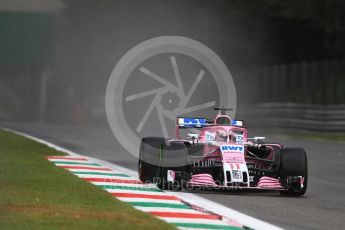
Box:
221 145 244 151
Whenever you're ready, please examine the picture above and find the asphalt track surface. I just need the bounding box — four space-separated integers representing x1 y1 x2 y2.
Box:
3 123 345 230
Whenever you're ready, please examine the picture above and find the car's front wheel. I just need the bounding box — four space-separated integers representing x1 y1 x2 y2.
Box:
279 147 308 196
138 137 188 189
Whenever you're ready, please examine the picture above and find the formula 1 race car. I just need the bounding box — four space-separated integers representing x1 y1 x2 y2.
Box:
138 108 308 196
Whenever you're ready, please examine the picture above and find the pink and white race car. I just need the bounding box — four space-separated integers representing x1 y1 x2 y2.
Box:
138 108 308 196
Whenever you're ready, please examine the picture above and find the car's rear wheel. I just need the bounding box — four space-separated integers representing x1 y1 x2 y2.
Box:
279 148 308 196
138 137 188 189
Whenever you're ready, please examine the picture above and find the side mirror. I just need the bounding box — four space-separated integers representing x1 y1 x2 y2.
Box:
187 134 199 139
253 136 266 142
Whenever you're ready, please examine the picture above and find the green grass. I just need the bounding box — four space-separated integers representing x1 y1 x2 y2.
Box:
0 129 176 230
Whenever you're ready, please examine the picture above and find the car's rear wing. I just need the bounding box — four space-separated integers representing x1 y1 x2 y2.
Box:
231 120 244 127
175 117 245 139
177 117 244 128
176 117 210 139
176 117 210 128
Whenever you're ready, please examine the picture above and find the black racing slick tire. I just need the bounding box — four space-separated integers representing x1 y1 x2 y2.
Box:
279 148 308 196
138 137 188 189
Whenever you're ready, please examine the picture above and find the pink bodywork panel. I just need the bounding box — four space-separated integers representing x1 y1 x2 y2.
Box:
188 174 283 190
175 115 286 189
220 143 245 164
189 174 217 185
257 176 282 188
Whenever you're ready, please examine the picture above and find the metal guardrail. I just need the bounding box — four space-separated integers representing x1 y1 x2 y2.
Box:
238 103 345 133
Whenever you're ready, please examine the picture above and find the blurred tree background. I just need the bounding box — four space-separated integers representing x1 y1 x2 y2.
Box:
230 0 345 63
222 0 345 105
0 0 344 124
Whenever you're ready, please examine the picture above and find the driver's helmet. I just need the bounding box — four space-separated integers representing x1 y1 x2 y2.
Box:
216 130 227 142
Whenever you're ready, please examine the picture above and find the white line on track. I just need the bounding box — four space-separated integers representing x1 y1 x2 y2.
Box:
134 207 201 214
48 159 90 164
2 127 283 230
116 197 183 204
54 164 104 168
90 182 156 187
74 175 134 179
105 189 163 195
66 168 114 173
156 218 230 225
